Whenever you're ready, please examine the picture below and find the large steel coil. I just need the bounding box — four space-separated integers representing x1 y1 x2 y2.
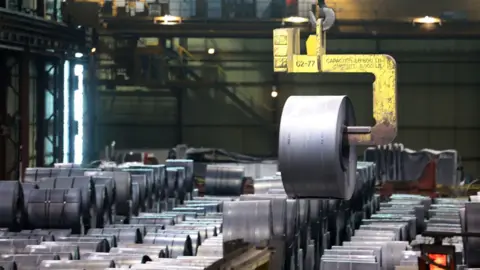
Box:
240 195 286 238
253 176 284 194
109 247 166 259
278 95 357 199
165 168 179 199
85 171 132 216
223 200 272 245
131 182 140 216
91 176 116 221
87 228 143 244
93 184 110 227
130 165 166 199
166 159 194 193
24 244 80 260
145 231 201 255
26 189 83 234
0 254 60 269
0 181 24 230
125 169 155 209
131 175 148 212
37 176 97 229
204 165 245 196
38 259 115 269
138 234 193 257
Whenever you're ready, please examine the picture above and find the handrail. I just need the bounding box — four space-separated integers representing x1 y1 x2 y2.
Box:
176 45 274 112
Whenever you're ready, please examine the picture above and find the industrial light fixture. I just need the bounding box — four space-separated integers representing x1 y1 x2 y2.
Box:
75 52 83 58
91 47 96 53
271 86 278 98
283 16 309 24
412 16 442 25
154 15 182 25
207 48 215 55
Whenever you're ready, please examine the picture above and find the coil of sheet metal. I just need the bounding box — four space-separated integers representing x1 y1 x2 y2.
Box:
85 171 132 216
26 189 83 234
0 254 60 269
240 195 287 237
166 159 194 194
24 244 80 260
87 228 143 244
0 181 24 230
131 175 149 212
223 200 272 244
253 176 284 194
204 165 246 196
37 176 97 229
93 184 110 227
278 95 357 199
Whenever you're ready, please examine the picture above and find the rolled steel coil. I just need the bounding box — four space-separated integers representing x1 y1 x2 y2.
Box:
240 195 287 238
0 254 60 269
0 239 39 254
126 169 155 209
85 171 132 216
84 253 152 267
38 259 115 269
140 234 192 257
24 168 59 183
223 200 272 245
41 240 110 254
26 189 83 234
94 185 111 227
132 182 140 216
278 96 357 199
0 181 24 230
57 235 117 249
104 224 147 236
204 165 246 196
171 167 187 202
130 165 166 199
465 202 480 267
24 244 80 260
2 233 53 242
109 247 166 259
131 175 148 212
176 222 220 236
167 224 214 238
166 159 194 193
130 216 175 226
23 229 71 238
87 228 143 244
91 176 116 208
253 176 284 194
147 230 201 254
37 176 97 229
0 261 17 270
116 243 169 258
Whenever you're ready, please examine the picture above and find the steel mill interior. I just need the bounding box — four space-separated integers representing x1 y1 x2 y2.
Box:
1 0 480 269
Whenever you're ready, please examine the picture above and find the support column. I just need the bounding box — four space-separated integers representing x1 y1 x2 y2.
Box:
68 61 75 163
19 52 30 180
35 57 46 167
176 37 188 145
87 52 98 162
0 53 7 179
271 73 279 156
56 59 64 162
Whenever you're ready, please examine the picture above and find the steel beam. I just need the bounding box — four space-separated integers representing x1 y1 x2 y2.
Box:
99 17 480 39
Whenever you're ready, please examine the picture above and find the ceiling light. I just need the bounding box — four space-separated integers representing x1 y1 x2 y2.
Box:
75 52 83 58
91 48 96 53
154 15 182 25
283 16 309 24
412 16 441 25
207 48 215 55
271 90 278 98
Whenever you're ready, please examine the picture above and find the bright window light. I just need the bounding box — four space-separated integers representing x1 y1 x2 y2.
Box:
74 64 84 164
63 60 70 162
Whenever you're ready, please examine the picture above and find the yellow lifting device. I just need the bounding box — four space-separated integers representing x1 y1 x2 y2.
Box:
273 6 398 146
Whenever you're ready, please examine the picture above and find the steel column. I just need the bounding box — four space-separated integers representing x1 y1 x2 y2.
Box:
19 52 30 180
68 62 75 163
176 37 187 145
35 57 46 167
0 53 7 179
87 53 98 162
56 59 64 162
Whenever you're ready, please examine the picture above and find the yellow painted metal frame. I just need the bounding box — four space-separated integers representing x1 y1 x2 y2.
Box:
273 19 397 145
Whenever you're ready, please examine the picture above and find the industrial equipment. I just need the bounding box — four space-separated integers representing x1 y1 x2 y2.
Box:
273 5 397 200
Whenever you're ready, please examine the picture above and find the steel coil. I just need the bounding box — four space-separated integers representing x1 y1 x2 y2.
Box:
85 171 132 216
94 185 111 227
279 96 357 199
166 159 194 193
20 183 37 218
138 234 192 257
125 168 155 209
26 189 83 234
253 176 284 194
465 202 480 267
0 181 24 230
223 200 272 245
131 175 148 212
145 231 201 255
132 182 140 216
38 259 115 269
0 261 17 270
87 228 142 244
41 240 110 255
240 195 287 238
109 247 166 259
0 254 59 269
0 239 38 254
37 176 97 229
130 217 174 226
24 244 80 260
204 165 246 196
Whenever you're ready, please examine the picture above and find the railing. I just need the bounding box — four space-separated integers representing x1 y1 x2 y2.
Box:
176 45 274 119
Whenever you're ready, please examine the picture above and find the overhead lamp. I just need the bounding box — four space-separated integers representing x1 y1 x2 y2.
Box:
271 86 278 98
207 48 215 55
91 47 96 53
283 16 309 24
154 15 182 25
75 52 83 58
412 16 442 25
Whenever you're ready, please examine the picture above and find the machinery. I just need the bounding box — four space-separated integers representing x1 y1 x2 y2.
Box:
273 3 397 200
